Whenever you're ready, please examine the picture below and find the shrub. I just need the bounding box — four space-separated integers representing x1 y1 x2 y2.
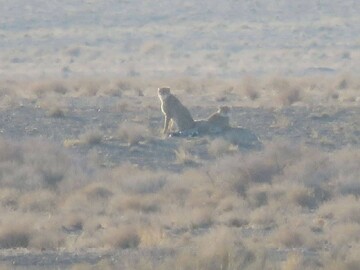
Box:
0 223 32 248
78 130 103 145
117 122 148 146
104 227 140 249
0 138 76 191
287 185 317 209
275 229 305 248
174 147 199 167
207 138 234 157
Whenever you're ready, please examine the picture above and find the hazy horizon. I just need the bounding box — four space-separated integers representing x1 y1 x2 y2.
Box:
1 0 359 79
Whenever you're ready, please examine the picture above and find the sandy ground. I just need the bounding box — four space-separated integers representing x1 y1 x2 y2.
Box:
0 97 358 171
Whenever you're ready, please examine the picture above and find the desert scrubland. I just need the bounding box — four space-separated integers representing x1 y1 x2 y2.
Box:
0 1 359 269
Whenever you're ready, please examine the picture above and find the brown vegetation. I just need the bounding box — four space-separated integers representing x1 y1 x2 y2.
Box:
0 129 358 268
1 74 359 108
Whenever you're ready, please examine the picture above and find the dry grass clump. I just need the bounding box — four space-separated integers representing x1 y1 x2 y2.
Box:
267 77 302 106
0 138 23 163
0 80 19 105
62 181 117 217
47 106 66 118
245 155 280 184
207 137 236 157
329 148 360 197
282 253 305 270
72 77 146 97
28 80 69 98
216 197 250 228
71 260 115 270
276 151 333 207
249 205 278 228
137 225 167 249
0 229 30 249
72 79 103 96
0 137 81 191
318 196 360 224
83 184 114 201
328 223 360 246
64 130 104 147
110 78 145 95
12 77 146 99
116 122 149 146
231 74 360 107
0 216 35 248
241 76 261 101
160 206 215 233
189 207 214 230
273 227 309 249
271 215 321 250
321 244 360 270
61 214 84 235
285 151 333 187
36 93 67 117
111 194 162 214
78 130 103 145
286 184 317 209
104 226 140 249
170 77 204 94
30 230 65 251
0 83 20 109
221 213 249 228
278 146 360 207
323 260 360 270
18 190 57 212
0 188 20 210
174 146 200 167
246 184 271 208
171 228 256 270
0 213 64 251
206 155 250 196
207 141 295 197
116 170 166 195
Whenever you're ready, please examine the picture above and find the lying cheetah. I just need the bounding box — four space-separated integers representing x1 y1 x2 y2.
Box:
206 106 231 132
195 106 231 134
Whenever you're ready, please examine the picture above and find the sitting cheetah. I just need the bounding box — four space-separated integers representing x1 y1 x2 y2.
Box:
158 87 195 134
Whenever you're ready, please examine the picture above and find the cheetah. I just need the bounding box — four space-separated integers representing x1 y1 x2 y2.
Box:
158 87 195 134
206 106 231 132
195 106 231 134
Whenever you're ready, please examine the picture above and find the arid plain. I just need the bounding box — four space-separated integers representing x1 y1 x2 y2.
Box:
0 1 359 269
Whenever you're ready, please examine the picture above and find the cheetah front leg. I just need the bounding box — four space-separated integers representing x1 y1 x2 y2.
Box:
163 115 170 134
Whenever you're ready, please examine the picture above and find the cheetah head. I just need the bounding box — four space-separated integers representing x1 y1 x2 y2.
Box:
158 87 171 98
218 106 231 116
